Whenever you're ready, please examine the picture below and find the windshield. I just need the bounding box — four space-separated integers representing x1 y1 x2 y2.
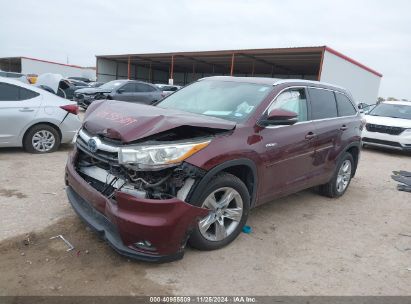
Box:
157 80 272 122
99 80 125 90
368 103 411 120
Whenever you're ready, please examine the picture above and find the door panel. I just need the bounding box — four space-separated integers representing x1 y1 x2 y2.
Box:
113 83 135 102
130 84 156 104
0 84 42 146
258 122 317 203
307 88 343 184
257 87 317 204
311 119 342 183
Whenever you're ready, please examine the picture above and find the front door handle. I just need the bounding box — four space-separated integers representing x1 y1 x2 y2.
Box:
340 125 348 131
305 132 316 140
19 108 34 112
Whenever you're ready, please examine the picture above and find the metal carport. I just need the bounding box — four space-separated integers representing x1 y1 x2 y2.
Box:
96 46 325 85
96 46 382 103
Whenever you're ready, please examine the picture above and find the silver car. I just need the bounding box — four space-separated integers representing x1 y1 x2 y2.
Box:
0 77 81 153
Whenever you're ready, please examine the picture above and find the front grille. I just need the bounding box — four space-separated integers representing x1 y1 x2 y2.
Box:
365 123 404 135
362 137 402 147
76 130 120 165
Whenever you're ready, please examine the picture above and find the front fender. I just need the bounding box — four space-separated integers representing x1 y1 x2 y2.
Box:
186 157 259 207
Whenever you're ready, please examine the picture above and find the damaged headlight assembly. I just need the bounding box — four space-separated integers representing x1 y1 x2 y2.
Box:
118 140 211 170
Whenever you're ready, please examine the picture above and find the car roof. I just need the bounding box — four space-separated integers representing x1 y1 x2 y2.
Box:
382 100 411 106
123 79 156 85
199 76 347 91
0 76 46 94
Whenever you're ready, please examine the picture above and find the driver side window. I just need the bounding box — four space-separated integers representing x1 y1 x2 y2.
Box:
268 88 308 122
120 83 135 93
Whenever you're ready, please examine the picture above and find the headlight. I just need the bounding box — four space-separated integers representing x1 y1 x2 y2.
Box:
118 140 211 169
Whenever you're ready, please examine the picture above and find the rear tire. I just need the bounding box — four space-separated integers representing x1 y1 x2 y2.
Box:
23 124 60 154
319 153 354 198
188 173 250 251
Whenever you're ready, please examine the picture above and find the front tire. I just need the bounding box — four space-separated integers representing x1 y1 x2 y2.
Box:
189 173 250 251
319 153 354 198
23 124 60 154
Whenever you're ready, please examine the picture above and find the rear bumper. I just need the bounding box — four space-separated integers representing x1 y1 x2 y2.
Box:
65 149 208 262
60 114 81 143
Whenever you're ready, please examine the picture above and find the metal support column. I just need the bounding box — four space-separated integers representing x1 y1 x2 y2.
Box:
170 55 174 84
230 53 235 76
127 56 131 79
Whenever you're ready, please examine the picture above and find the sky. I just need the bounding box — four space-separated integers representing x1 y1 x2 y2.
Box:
1 0 410 99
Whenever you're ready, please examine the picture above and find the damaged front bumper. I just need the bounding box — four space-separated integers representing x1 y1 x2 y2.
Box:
65 149 208 262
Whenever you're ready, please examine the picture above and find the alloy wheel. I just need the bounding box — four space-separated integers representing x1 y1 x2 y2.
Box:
199 187 243 242
32 130 56 152
336 159 352 193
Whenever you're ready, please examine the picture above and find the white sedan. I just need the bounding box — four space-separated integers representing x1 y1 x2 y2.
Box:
362 101 411 151
0 77 81 153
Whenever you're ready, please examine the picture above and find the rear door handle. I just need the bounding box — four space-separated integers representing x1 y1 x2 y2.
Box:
305 132 316 140
340 125 348 131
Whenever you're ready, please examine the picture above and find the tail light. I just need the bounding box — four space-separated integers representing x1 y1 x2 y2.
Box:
60 104 79 115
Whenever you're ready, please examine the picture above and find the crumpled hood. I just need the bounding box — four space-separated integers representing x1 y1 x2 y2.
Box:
75 87 111 94
83 100 236 143
35 73 63 93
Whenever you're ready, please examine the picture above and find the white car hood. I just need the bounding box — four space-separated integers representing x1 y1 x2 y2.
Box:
35 73 63 93
364 115 411 128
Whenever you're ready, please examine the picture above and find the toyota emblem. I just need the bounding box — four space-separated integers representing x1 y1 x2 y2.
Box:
88 138 98 153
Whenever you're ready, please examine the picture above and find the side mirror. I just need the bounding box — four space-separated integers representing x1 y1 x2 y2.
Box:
117 88 125 94
260 109 298 126
358 102 368 110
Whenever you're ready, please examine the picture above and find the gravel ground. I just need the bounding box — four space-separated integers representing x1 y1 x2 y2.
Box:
0 139 410 295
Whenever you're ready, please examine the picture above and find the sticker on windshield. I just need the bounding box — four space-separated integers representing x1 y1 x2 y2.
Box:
245 105 254 113
203 110 232 116
259 87 269 92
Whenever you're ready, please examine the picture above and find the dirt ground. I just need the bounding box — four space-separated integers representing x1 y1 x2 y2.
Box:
0 141 410 295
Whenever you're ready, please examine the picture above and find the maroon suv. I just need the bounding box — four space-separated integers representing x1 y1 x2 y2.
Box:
65 76 362 262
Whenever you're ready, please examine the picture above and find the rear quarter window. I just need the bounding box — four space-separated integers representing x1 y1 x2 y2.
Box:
19 87 40 100
137 84 157 92
308 88 338 120
0 82 39 101
335 93 357 116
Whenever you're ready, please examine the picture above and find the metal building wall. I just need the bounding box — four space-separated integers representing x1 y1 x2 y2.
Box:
320 50 381 104
21 58 96 80
97 58 169 83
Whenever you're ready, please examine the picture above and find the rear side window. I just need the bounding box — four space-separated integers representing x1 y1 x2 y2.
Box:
160 86 177 91
120 83 135 92
0 82 39 101
336 93 357 116
308 88 337 120
136 84 156 92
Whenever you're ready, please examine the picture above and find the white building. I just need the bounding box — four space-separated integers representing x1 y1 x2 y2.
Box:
0 57 96 81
